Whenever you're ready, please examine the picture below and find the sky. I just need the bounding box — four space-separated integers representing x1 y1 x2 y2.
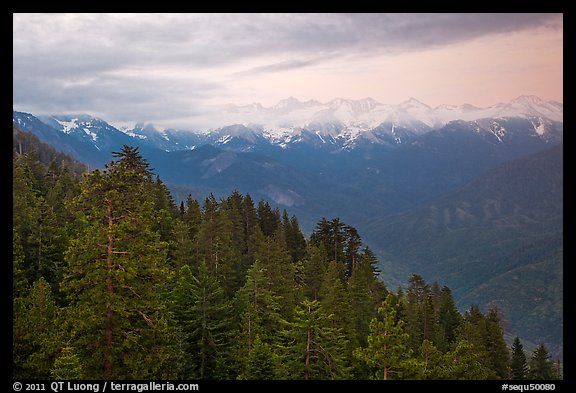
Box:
13 13 563 131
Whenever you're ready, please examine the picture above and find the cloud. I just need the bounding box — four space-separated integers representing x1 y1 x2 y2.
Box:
13 13 562 130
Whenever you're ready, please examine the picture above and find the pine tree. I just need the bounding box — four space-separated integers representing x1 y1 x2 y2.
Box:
310 218 346 265
510 337 529 380
233 259 284 376
353 295 415 380
485 305 510 379
237 334 280 380
256 200 281 237
442 339 492 379
13 278 60 379
61 146 183 379
343 225 362 277
348 254 377 347
278 299 351 380
418 339 444 379
169 219 195 279
172 262 233 379
319 261 355 339
13 229 28 298
529 343 557 380
302 243 328 301
183 194 202 240
252 227 297 318
404 274 440 351
437 286 462 352
282 211 307 263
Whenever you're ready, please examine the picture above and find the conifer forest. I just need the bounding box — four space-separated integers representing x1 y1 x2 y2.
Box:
12 130 561 380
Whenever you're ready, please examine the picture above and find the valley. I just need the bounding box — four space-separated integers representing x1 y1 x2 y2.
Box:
12 94 563 359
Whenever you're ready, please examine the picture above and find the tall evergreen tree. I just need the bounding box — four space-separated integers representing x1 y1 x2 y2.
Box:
13 278 60 379
182 194 202 240
343 225 362 277
233 259 284 376
529 343 557 380
252 228 297 318
437 286 462 352
354 295 416 380
302 243 327 301
442 339 492 379
485 305 510 379
282 211 307 263
172 262 233 379
278 299 351 380
510 337 529 380
348 254 378 347
61 146 183 379
256 200 281 237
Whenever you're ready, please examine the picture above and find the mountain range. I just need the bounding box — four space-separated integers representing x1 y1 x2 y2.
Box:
12 94 563 357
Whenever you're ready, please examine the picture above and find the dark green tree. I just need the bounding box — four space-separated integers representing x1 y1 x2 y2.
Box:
172 262 233 379
252 228 297 318
348 254 379 347
278 299 351 380
61 146 183 379
237 334 280 380
485 305 510 379
510 337 529 380
13 278 60 379
182 194 202 240
302 243 328 301
529 343 557 380
343 225 362 277
437 286 462 352
282 210 307 263
256 200 281 237
233 259 284 376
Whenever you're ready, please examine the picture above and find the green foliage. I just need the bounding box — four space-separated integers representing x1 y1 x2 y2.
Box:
60 146 183 379
510 336 529 380
354 295 415 380
172 262 233 379
12 142 530 380
277 299 352 380
51 346 85 380
13 278 61 379
529 343 558 380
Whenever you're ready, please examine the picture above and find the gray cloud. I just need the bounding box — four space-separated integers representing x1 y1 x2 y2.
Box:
13 13 562 129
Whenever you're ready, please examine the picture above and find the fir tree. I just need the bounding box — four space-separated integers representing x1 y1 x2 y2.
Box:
13 278 60 379
302 243 328 301
437 286 462 352
354 295 415 380
234 259 284 376
278 299 351 380
510 337 529 380
172 262 233 379
61 146 183 379
442 339 492 379
485 305 510 379
529 343 557 380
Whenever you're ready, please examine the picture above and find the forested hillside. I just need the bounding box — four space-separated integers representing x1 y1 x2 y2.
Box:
12 128 560 380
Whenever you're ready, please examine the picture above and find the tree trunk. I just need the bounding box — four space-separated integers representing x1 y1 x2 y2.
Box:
305 325 311 380
104 200 114 379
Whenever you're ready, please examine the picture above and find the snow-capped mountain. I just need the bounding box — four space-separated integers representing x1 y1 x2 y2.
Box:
13 95 563 163
36 114 135 152
192 95 561 151
217 94 561 131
